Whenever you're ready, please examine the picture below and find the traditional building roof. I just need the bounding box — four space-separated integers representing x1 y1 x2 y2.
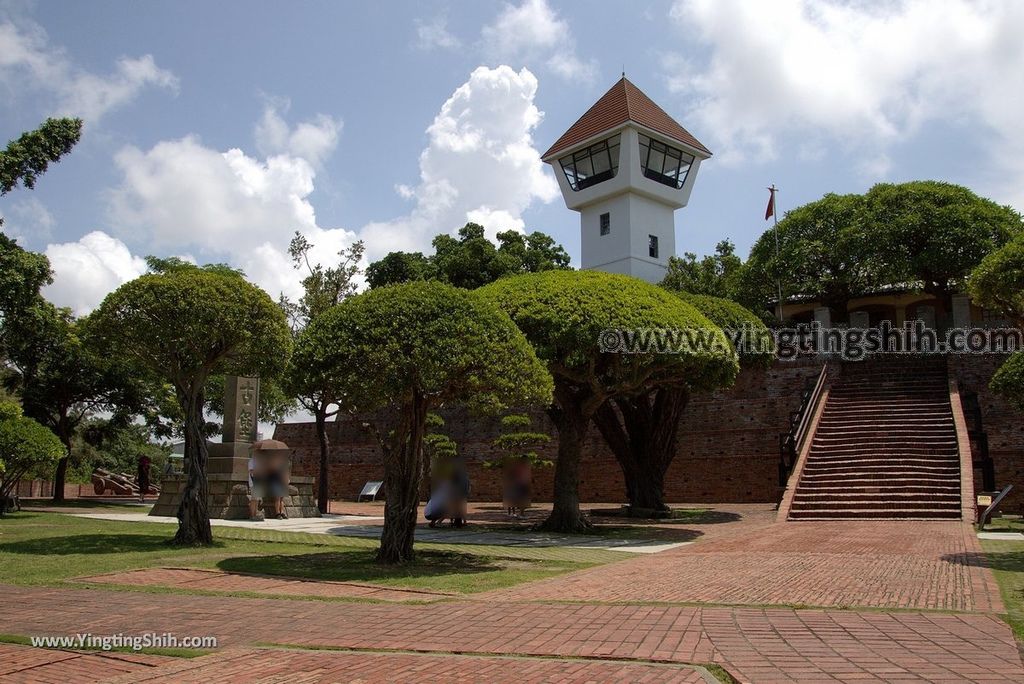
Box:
542 77 711 160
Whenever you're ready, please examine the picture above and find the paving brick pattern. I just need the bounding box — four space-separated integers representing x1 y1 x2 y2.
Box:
487 521 1004 612
101 647 713 683
1 584 1021 682
77 567 451 602
0 643 173 683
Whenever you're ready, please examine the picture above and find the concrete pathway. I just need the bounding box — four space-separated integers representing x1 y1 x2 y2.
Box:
69 511 692 553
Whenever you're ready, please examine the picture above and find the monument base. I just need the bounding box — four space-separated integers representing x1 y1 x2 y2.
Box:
149 448 321 520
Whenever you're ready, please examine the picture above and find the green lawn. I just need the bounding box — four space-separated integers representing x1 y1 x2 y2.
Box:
0 511 627 596
980 538 1024 641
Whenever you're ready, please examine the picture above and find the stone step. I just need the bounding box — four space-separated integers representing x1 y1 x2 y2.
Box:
788 509 961 520
795 478 959 489
803 460 959 471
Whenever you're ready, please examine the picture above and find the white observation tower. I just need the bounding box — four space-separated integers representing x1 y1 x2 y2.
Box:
542 77 711 283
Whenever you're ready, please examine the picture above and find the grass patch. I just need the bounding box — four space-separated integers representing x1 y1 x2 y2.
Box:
981 516 1024 533
0 511 625 594
217 549 580 594
979 539 1024 642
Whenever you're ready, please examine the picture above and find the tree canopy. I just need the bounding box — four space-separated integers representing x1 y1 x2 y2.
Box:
279 231 365 512
738 192 876 318
866 181 1023 304
366 223 570 289
991 352 1024 411
0 400 64 512
3 301 148 500
672 292 775 368
969 235 1024 324
89 269 292 545
660 239 743 299
479 270 737 530
300 280 552 562
0 117 82 197
735 182 1022 320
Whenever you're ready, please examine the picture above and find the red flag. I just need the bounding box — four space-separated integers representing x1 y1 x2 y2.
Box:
765 187 775 221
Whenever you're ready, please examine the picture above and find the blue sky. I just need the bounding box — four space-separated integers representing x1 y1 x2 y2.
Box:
2 0 1022 314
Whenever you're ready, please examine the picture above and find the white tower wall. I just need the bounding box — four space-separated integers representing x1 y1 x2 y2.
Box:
547 125 706 284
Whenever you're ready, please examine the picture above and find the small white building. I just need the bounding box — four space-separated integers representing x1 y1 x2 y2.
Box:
542 77 711 283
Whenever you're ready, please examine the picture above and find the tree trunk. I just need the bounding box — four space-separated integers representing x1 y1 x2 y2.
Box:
52 455 69 503
173 388 212 546
51 421 73 503
377 391 428 564
539 384 594 533
315 409 330 514
593 388 689 515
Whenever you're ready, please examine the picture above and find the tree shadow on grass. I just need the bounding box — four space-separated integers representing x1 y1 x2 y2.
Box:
0 534 214 555
217 549 505 584
589 508 743 526
942 550 1024 573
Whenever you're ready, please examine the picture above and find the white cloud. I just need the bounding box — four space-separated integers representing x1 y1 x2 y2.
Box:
481 0 597 83
108 136 321 254
0 19 178 122
254 99 342 168
667 0 1024 204
53 66 555 312
0 196 55 245
361 65 558 255
416 15 461 50
43 231 147 314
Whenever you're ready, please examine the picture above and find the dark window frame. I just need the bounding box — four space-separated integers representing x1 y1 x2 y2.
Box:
648 234 659 259
559 135 621 192
599 212 610 236
638 134 694 189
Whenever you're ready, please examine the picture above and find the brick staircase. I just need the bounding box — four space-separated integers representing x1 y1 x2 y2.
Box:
789 357 962 520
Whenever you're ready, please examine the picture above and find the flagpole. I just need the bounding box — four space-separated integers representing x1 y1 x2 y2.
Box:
769 184 783 321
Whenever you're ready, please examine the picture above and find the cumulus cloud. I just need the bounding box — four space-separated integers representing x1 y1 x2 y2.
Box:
254 99 342 168
0 19 178 122
666 0 1024 203
50 66 555 313
415 15 461 50
361 65 558 253
481 0 597 83
43 231 147 314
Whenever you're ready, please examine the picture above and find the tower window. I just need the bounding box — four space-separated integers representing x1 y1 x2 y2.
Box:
639 134 694 189
648 234 659 259
559 135 621 191
600 213 610 235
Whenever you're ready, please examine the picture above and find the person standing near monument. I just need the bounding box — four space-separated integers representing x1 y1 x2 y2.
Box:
137 454 151 504
247 449 264 520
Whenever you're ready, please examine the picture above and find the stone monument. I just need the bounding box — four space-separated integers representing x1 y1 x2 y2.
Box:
150 376 320 519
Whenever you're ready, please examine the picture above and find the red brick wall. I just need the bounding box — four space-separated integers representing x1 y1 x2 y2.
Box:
273 359 824 504
948 354 1024 511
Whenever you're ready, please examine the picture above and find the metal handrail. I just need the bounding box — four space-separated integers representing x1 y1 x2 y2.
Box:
978 484 1013 530
779 362 829 485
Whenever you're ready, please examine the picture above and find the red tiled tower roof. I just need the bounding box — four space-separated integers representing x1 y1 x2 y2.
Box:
542 77 711 159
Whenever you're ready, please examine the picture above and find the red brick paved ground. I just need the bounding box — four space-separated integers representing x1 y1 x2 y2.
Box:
0 642 173 683
99 647 714 683
1 584 1021 682
3 513 1022 682
487 521 1004 612
77 567 452 602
